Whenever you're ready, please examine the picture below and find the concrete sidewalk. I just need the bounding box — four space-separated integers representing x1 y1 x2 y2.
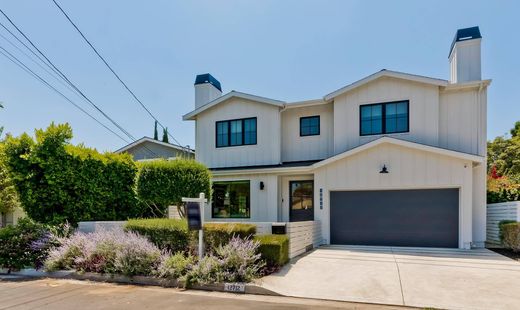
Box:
258 245 520 310
0 278 406 310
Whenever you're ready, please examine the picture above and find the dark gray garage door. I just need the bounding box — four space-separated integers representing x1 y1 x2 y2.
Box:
330 189 459 248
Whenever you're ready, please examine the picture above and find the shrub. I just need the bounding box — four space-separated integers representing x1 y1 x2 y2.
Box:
3 123 140 225
136 159 211 217
157 252 196 281
45 229 162 276
499 220 517 244
0 218 50 272
125 219 190 253
186 237 263 285
254 235 289 267
203 223 256 252
501 222 520 252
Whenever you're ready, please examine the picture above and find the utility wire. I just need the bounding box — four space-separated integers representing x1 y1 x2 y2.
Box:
0 44 130 143
0 8 137 143
51 0 186 149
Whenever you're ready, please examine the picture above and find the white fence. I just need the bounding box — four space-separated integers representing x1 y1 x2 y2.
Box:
487 201 520 246
77 221 126 233
287 221 322 258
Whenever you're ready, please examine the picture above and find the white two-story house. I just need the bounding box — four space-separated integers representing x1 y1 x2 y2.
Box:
183 27 490 249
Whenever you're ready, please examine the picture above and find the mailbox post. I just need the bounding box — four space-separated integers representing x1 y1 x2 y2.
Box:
182 193 207 258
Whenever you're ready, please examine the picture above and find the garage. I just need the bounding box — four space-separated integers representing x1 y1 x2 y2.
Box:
330 188 459 248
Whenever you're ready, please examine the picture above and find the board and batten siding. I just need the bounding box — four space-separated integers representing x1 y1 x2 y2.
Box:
314 142 474 249
207 174 279 223
195 98 281 168
439 87 487 156
281 104 334 162
332 77 440 155
486 201 520 246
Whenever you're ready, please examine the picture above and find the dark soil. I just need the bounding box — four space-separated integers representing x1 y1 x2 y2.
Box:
490 248 520 261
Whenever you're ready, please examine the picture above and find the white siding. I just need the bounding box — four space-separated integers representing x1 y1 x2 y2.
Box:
333 77 440 154
314 142 474 249
207 174 279 222
281 104 334 162
195 97 281 168
439 87 487 156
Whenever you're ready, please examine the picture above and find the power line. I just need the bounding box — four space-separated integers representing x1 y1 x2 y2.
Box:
51 0 186 149
0 44 130 143
0 8 137 143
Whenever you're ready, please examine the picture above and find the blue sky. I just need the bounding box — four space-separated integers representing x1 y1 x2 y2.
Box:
0 0 518 151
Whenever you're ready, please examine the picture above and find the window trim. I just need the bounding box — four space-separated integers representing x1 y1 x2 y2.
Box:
359 100 410 136
215 117 257 148
299 115 321 137
211 180 251 219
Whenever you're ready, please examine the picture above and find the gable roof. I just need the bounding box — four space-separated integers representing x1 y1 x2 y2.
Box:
115 137 194 154
324 69 448 101
183 91 285 120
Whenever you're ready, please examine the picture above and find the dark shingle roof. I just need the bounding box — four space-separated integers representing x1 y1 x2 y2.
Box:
449 26 481 57
194 73 222 91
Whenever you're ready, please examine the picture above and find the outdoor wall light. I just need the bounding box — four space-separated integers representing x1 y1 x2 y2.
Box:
260 181 265 190
379 165 389 174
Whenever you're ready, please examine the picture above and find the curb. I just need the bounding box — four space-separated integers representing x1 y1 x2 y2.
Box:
1 269 280 296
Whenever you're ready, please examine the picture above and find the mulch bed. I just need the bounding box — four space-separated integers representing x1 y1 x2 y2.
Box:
490 248 520 261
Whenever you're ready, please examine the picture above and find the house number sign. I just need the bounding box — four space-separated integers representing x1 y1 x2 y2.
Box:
224 283 246 293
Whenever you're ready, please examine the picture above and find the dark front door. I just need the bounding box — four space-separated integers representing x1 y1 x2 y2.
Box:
289 180 314 222
330 188 459 248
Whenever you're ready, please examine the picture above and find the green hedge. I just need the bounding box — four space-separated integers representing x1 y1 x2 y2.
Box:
203 223 256 252
3 123 139 225
125 219 190 253
136 159 211 217
501 222 520 252
499 220 517 243
254 234 289 267
487 188 520 204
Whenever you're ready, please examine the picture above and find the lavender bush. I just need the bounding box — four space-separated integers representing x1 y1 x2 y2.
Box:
45 228 162 276
156 252 196 281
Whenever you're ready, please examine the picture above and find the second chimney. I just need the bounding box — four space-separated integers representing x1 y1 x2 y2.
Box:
449 26 482 84
194 73 222 109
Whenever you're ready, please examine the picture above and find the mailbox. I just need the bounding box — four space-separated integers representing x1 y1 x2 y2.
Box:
186 201 202 230
271 223 286 235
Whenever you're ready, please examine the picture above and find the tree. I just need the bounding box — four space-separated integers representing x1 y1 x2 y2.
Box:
162 127 169 143
0 102 4 138
0 142 20 223
511 121 520 138
153 121 158 140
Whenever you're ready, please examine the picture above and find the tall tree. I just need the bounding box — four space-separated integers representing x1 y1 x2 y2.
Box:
0 102 4 137
162 127 169 143
153 121 158 140
488 121 520 180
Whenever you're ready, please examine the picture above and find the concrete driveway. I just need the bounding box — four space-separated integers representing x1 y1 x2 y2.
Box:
258 245 520 310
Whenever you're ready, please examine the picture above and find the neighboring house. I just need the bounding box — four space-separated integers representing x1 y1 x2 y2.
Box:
0 207 25 227
115 136 194 161
183 27 490 249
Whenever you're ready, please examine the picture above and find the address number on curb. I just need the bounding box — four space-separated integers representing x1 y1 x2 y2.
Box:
224 283 246 293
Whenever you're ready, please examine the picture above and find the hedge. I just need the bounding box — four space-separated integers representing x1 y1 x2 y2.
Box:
136 159 211 217
254 234 289 267
203 223 256 252
499 220 517 243
3 123 139 225
487 188 520 204
125 219 190 253
501 222 520 252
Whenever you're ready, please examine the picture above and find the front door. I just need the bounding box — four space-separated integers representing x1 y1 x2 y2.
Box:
289 180 314 222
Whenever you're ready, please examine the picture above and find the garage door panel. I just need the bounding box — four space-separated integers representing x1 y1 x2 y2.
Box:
330 189 459 248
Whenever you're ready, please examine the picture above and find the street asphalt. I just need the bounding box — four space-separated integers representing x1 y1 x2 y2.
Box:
0 277 407 310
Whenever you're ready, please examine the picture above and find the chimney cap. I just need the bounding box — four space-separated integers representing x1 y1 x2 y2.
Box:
194 73 222 92
449 26 482 57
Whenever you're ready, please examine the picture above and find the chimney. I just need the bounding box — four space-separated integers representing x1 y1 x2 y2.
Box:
449 26 482 84
194 73 222 109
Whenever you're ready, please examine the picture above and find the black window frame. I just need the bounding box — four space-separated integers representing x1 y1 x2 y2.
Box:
359 100 409 136
216 117 257 148
300 115 320 137
211 180 251 219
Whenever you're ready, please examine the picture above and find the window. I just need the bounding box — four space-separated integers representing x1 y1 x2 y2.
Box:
212 181 250 218
300 116 320 136
216 118 257 147
360 100 409 136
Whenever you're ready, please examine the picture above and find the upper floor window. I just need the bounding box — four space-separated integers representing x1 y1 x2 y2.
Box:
300 116 320 136
360 100 409 136
216 117 257 148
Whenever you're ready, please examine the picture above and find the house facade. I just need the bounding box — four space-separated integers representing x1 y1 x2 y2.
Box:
183 27 490 249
